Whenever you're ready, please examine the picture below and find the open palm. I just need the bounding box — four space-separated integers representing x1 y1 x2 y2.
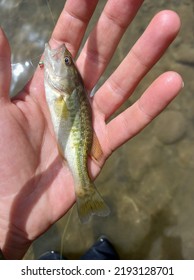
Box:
0 0 182 259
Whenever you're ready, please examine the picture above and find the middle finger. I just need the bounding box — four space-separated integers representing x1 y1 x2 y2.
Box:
77 0 144 90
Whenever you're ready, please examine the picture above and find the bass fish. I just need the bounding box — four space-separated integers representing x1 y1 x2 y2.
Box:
44 43 110 223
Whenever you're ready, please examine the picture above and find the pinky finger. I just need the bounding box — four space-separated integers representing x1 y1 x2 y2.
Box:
106 71 183 152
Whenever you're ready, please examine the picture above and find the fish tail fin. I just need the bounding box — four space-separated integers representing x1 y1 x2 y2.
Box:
76 185 110 224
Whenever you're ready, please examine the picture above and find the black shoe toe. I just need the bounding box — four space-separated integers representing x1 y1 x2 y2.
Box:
80 236 119 260
38 251 65 260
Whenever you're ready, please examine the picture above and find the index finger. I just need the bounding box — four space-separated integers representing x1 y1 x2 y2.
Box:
50 0 98 57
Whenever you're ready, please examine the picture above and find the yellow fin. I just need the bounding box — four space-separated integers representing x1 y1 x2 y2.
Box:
90 132 103 162
57 144 64 157
76 184 110 224
57 144 68 164
54 96 68 119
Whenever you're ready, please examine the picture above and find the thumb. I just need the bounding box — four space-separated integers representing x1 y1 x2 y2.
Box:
0 28 11 99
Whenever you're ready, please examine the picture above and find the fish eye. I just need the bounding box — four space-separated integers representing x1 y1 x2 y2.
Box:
64 56 71 66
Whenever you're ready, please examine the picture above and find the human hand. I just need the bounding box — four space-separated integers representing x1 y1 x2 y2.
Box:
0 0 183 259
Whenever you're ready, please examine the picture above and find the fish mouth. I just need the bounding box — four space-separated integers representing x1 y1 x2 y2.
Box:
44 43 67 61
44 43 67 78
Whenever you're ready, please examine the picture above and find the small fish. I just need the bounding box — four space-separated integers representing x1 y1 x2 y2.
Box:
44 43 110 223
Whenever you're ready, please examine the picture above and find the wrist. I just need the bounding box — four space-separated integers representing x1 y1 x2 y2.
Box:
0 226 32 259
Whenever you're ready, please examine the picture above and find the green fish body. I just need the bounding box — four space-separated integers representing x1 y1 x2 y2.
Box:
44 43 110 223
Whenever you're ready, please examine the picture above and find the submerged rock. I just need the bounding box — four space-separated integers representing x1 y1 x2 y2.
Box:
154 111 187 145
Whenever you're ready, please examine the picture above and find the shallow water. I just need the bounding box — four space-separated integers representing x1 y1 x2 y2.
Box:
1 0 194 259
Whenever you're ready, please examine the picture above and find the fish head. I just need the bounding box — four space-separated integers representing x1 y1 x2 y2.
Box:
44 43 82 93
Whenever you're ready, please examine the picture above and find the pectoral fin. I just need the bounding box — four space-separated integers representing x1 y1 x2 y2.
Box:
57 143 67 164
54 96 68 120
